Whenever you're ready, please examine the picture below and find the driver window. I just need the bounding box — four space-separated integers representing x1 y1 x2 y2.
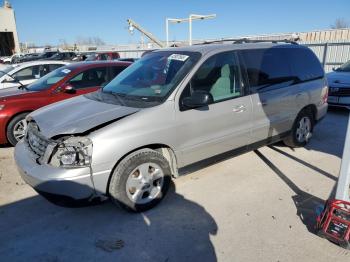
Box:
181 51 242 104
12 66 40 81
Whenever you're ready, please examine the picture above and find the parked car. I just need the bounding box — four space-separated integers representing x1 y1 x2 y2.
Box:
326 60 350 109
14 42 328 212
0 60 68 90
1 53 25 64
0 61 131 145
18 51 58 63
44 52 77 61
72 52 89 62
85 52 120 61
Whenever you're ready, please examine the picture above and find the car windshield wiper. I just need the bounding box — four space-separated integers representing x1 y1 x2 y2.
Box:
18 85 29 90
103 91 127 106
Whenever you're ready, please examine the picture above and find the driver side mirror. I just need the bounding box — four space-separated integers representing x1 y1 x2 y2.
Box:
60 84 76 94
182 90 213 109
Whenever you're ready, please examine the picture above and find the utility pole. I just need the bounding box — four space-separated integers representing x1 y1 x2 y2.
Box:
166 14 216 47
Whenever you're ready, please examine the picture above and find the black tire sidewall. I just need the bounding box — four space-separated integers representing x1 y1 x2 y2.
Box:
6 113 29 146
109 149 171 212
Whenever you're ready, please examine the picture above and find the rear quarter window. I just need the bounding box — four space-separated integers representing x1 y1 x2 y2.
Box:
286 47 324 82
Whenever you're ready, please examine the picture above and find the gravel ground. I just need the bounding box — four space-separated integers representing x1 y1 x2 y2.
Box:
0 108 349 262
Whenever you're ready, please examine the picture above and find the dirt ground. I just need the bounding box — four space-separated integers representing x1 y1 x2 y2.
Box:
0 108 349 262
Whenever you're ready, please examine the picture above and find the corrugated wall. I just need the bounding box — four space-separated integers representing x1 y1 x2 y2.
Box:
302 41 350 72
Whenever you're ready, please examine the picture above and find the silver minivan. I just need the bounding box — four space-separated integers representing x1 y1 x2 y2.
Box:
15 41 328 212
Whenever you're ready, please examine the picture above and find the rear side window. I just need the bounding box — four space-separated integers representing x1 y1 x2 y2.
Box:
239 48 293 93
287 48 324 82
240 47 324 94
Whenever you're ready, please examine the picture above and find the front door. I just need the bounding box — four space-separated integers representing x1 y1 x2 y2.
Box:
175 51 253 167
50 66 108 103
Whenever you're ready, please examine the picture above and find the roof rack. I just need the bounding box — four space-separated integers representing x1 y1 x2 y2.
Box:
232 38 299 45
195 38 242 45
195 38 299 45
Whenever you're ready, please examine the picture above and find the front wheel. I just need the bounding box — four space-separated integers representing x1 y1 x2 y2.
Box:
109 148 171 212
283 109 314 148
6 113 29 146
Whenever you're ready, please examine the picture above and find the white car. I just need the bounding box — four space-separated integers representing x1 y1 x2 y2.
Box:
0 60 69 90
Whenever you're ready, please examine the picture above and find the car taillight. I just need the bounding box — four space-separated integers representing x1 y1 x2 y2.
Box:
321 78 329 104
322 86 329 104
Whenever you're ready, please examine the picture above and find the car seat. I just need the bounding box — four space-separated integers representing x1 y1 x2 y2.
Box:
210 64 234 101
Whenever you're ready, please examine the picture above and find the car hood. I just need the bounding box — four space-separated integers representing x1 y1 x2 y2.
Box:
29 95 140 138
0 86 35 101
327 71 350 85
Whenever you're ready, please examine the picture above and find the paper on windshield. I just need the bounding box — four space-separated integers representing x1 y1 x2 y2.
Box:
168 54 189 62
61 69 71 74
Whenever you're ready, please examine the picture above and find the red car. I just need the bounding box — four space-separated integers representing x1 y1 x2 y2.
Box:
0 61 131 145
85 52 120 61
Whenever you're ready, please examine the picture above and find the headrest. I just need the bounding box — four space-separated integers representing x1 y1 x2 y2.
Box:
221 64 231 77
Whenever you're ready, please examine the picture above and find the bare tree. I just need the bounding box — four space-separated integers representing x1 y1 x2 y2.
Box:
75 36 106 46
331 18 349 29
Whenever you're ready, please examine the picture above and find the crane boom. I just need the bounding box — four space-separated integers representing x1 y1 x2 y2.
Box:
127 19 165 48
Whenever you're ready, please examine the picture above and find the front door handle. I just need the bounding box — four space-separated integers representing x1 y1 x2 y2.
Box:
232 105 246 113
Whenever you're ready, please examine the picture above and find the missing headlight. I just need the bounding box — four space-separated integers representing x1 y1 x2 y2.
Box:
48 137 93 168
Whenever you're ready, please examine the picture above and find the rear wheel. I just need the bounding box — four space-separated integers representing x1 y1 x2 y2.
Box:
6 113 29 146
283 109 314 148
109 148 171 212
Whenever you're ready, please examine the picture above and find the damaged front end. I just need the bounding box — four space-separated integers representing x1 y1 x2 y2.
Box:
25 121 104 201
27 121 92 168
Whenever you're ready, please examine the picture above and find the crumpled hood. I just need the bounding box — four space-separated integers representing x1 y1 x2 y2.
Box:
0 86 33 100
327 71 350 85
29 95 140 138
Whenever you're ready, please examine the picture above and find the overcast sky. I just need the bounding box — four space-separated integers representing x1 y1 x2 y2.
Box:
9 0 350 45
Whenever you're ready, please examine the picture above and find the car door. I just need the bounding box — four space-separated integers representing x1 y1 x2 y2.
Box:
50 67 108 103
239 48 298 143
175 51 253 167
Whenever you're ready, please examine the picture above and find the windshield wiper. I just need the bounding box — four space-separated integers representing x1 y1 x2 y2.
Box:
18 85 29 90
102 91 127 106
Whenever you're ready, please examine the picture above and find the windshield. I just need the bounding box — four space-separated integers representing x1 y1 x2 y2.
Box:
0 66 14 78
102 51 201 105
26 67 72 91
336 60 350 72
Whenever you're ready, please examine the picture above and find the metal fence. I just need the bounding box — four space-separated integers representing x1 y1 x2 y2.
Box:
301 41 350 72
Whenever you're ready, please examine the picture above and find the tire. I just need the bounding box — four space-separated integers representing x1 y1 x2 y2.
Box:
283 109 314 148
109 148 171 212
6 112 29 146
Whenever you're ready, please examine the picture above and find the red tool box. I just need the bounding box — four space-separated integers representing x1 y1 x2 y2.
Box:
316 199 350 249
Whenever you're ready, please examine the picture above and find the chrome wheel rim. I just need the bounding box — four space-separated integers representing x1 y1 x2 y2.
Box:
126 162 164 204
296 116 312 143
13 119 27 141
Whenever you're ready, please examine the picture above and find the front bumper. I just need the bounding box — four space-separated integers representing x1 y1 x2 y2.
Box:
0 113 10 144
328 96 350 109
14 140 95 200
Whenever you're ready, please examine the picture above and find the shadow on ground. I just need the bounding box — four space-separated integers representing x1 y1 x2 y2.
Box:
0 182 218 262
254 149 337 234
